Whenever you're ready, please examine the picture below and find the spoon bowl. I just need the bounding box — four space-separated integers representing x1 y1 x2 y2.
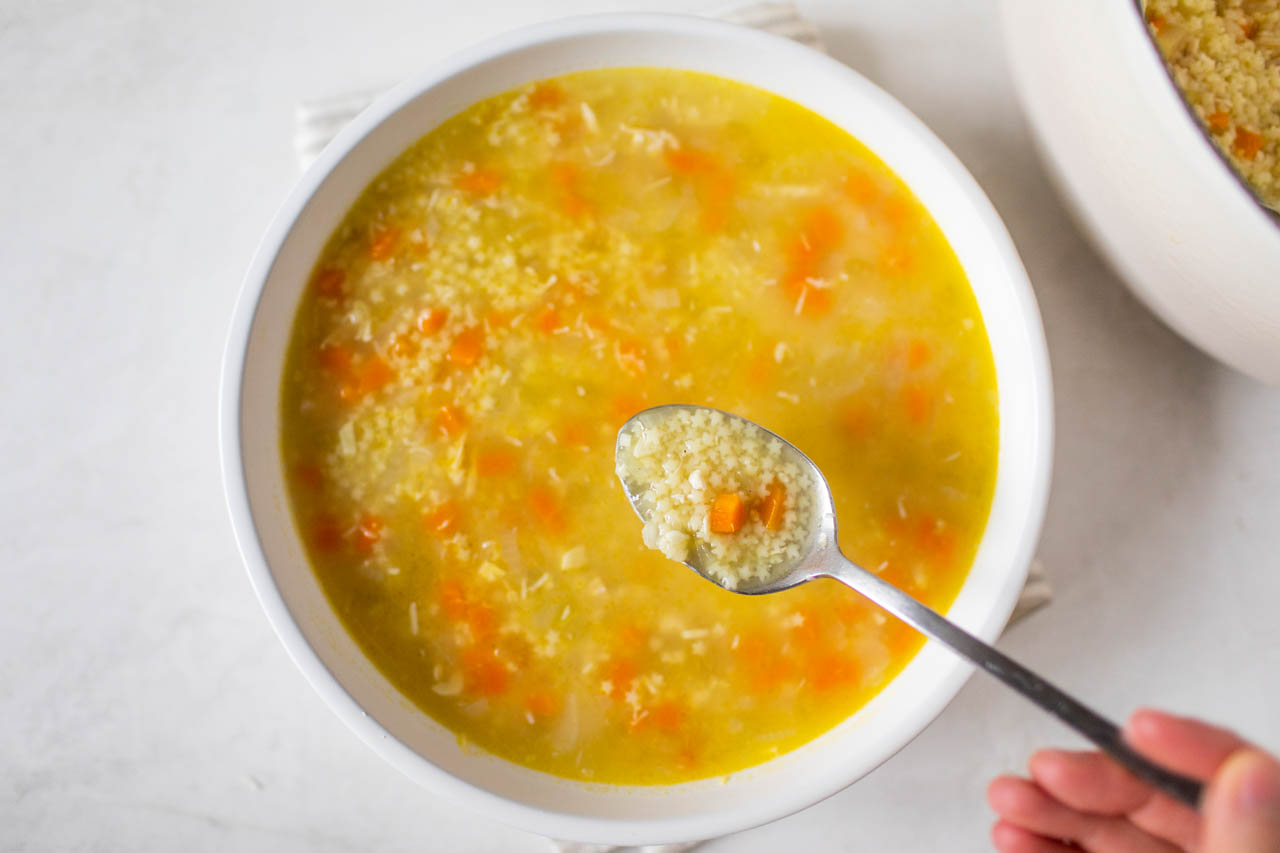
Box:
617 404 1205 809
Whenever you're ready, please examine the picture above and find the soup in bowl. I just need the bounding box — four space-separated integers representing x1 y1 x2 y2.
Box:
221 13 1051 845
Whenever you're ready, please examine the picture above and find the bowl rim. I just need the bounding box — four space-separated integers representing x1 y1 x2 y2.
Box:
220 11 1054 843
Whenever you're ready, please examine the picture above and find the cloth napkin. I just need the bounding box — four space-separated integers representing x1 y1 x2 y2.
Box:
291 5 1052 850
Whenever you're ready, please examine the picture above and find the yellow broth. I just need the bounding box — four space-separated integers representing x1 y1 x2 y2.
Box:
279 69 999 784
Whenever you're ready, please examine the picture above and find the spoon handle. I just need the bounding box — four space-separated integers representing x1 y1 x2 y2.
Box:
823 553 1204 809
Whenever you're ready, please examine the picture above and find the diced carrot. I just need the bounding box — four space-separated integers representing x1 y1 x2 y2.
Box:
551 162 591 217
1147 12 1166 34
915 514 957 567
843 170 879 205
461 648 508 696
759 481 786 531
417 307 448 335
801 205 843 256
449 326 484 367
903 383 932 425
838 401 871 438
476 448 518 477
879 242 914 276
467 602 496 642
424 501 461 536
1233 127 1264 160
793 283 833 317
604 658 637 694
1207 111 1231 133
310 514 343 553
907 339 931 370
648 700 686 733
665 147 718 174
454 168 503 196
534 306 564 335
882 195 912 231
528 81 565 110
437 404 468 437
368 225 400 261
388 333 417 359
615 339 647 377
318 344 352 377
357 356 393 396
352 514 384 554
1241 17 1259 39
807 652 858 692
585 313 612 336
616 624 647 654
293 463 324 491
525 690 559 717
528 486 566 532
709 493 746 534
559 421 591 448
701 171 735 232
746 352 774 387
313 267 346 299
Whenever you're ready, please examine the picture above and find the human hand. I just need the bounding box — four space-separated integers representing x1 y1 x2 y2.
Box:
987 709 1280 852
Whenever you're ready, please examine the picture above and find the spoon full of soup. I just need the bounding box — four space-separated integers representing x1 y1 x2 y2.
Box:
616 404 1203 809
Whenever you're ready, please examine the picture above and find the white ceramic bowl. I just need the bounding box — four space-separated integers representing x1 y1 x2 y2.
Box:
1001 0 1280 386
220 13 1052 845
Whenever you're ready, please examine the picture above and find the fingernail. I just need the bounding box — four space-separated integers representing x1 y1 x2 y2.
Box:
1231 751 1280 817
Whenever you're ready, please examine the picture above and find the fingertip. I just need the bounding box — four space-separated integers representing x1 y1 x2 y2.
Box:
987 775 1022 810
1127 707 1169 740
1027 748 1067 781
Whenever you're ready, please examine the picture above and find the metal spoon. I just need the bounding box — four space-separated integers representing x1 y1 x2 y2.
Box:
616 404 1203 809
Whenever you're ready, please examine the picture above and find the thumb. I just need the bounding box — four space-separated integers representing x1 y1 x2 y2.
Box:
1203 748 1280 853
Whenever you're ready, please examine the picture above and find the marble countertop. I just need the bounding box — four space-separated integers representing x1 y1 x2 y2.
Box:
3 0 1277 850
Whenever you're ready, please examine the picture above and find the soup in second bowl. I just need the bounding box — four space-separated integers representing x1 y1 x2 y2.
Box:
280 68 999 784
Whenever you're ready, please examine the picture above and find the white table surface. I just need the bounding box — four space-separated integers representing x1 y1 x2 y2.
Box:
4 0 1278 850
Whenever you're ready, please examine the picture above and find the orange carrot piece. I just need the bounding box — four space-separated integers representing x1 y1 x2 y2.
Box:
745 352 774 387
907 339 931 369
462 649 508 696
1147 12 1167 33
665 147 718 175
759 481 786 531
795 283 833 317
313 267 346 299
357 356 393 396
437 404 468 437
352 514 384 554
454 168 503 196
525 691 560 717
1233 127 1264 160
1207 111 1231 133
417 307 448 335
843 170 879 205
604 658 637 695
534 307 564 335
559 421 591 448
528 486 566 532
551 162 591 217
368 225 400 261
310 514 343 553
903 383 932 425
808 652 858 692
527 81 565 110
424 501 460 536
701 171 735 232
318 344 352 376
449 327 485 367
476 448 518 477
648 700 686 732
709 493 746 534
293 463 324 491
802 205 843 256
